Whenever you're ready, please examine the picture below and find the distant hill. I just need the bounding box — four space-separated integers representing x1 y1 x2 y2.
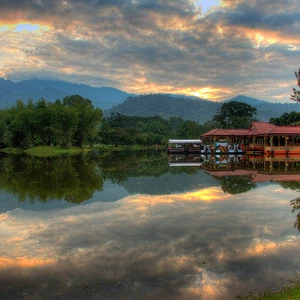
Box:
226 95 269 105
105 94 300 123
0 78 131 109
1 79 300 123
105 94 221 123
226 95 300 121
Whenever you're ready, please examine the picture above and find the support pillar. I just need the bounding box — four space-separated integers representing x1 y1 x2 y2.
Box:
270 136 273 149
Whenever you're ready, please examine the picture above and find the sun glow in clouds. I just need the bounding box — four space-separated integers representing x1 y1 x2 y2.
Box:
187 87 232 100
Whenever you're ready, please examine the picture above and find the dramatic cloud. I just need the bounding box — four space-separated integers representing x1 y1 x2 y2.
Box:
0 0 299 102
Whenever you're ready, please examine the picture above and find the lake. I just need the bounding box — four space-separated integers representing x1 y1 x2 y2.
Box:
0 151 300 300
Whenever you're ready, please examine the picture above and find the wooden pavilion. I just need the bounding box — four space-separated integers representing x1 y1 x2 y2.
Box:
201 122 300 155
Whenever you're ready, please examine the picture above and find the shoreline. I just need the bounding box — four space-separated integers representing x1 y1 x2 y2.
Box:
0 145 165 157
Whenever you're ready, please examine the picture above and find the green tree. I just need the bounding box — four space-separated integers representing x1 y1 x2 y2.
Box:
291 68 300 102
3 100 35 148
269 111 300 126
51 101 78 148
213 101 257 129
177 120 202 139
63 95 102 147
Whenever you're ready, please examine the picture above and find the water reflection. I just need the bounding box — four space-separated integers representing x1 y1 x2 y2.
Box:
168 153 300 174
1 152 300 203
0 186 299 299
0 151 300 299
0 151 217 205
0 154 103 203
291 196 300 232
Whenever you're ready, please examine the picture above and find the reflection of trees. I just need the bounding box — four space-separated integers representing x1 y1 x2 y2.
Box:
280 181 300 190
0 154 103 203
217 176 256 194
290 196 300 232
97 150 170 183
97 150 200 184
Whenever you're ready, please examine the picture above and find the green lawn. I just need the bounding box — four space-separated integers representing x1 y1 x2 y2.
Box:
93 144 165 151
1 146 90 157
1 145 166 157
24 146 91 157
0 147 25 155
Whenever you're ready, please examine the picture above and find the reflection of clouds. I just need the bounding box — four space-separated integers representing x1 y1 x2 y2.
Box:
127 187 232 210
0 185 300 299
245 237 300 257
0 257 54 268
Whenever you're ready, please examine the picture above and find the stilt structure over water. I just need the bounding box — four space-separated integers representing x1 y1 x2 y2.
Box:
201 122 300 155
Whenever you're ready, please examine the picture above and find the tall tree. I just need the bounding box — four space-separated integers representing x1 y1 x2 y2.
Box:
62 95 102 147
291 68 300 102
213 101 257 129
269 111 300 126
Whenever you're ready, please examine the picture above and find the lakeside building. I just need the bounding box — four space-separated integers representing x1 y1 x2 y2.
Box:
201 122 300 155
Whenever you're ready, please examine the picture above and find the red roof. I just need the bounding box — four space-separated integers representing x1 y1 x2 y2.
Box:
247 122 276 135
271 126 300 135
201 122 300 137
201 128 249 137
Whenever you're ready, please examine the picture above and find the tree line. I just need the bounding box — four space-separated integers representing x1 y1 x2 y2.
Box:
99 112 212 146
0 97 260 149
0 93 298 149
0 95 102 148
269 111 300 126
0 95 214 148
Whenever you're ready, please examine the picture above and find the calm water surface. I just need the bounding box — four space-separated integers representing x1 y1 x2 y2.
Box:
0 151 300 300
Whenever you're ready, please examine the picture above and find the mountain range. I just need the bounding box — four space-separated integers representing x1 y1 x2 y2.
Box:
0 78 299 123
105 94 300 123
0 78 131 110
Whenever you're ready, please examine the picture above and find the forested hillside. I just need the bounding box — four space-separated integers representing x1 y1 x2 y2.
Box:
105 94 221 123
105 94 300 123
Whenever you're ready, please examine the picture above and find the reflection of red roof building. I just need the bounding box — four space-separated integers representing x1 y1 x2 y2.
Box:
201 122 300 155
205 170 300 183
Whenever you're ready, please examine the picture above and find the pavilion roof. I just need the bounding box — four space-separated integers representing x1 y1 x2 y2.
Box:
201 128 249 137
270 126 300 135
201 122 300 137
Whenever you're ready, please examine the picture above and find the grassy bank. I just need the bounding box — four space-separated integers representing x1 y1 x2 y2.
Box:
241 281 300 300
94 144 165 151
0 145 165 157
24 146 91 157
1 147 25 155
1 146 91 157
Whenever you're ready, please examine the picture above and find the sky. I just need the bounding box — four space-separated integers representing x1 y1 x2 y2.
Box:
0 0 299 103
